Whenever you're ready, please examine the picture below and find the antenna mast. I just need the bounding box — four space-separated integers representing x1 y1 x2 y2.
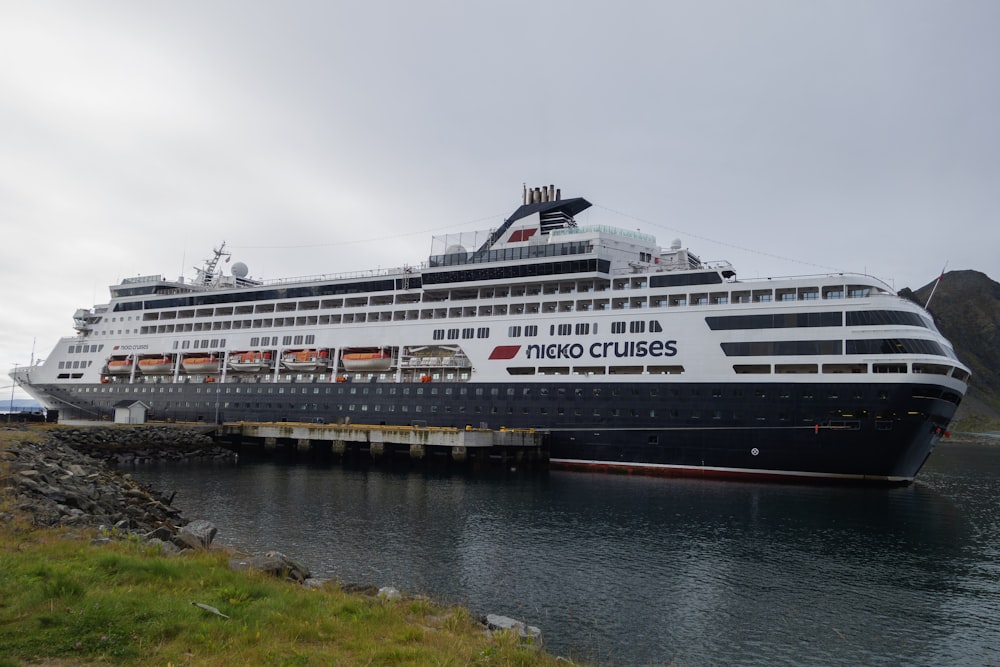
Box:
924 262 948 310
197 242 231 286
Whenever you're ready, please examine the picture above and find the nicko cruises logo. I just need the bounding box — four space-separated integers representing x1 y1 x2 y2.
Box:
489 340 678 361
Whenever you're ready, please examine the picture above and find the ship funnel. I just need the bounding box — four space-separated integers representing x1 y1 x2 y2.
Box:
524 184 562 204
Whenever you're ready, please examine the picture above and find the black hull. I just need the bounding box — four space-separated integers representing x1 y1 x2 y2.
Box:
38 378 959 482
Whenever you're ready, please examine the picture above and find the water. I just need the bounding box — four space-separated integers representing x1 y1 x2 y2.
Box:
125 442 1000 666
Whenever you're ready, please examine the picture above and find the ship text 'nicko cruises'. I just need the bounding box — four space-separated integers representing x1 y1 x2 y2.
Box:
12 185 970 483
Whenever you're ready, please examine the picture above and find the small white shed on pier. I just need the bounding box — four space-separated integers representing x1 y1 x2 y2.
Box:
113 400 150 424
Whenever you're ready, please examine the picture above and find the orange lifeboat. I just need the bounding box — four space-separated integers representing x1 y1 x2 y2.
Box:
137 356 173 374
342 349 393 372
105 357 134 375
228 351 271 373
281 349 329 371
181 355 220 374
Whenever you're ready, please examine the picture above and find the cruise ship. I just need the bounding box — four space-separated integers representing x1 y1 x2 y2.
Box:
11 185 970 482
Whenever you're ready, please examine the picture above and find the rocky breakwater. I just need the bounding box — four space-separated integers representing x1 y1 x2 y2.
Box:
45 424 236 465
0 427 544 640
1 430 186 533
0 426 307 584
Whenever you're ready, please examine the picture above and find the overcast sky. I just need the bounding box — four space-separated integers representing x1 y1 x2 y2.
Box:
2 0 998 399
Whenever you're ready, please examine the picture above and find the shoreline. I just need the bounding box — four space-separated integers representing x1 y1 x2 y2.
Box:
0 423 551 662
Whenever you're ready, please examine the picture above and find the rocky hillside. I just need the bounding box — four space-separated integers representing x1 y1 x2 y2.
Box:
899 270 1000 426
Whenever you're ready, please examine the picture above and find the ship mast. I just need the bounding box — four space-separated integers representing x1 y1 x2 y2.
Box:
196 242 231 286
924 262 948 310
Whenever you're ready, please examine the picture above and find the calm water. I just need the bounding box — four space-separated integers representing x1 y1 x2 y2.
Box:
126 442 1000 666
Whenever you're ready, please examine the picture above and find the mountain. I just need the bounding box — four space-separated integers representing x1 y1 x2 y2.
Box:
899 270 1000 429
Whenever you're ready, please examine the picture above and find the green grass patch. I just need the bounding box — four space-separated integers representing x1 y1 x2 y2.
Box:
0 523 576 666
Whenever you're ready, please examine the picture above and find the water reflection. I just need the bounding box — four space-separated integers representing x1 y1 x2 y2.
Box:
128 443 999 666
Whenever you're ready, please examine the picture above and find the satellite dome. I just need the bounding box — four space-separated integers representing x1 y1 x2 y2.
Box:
671 238 682 250
445 244 468 256
231 261 249 278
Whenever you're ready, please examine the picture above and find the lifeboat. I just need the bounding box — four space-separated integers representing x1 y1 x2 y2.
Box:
181 355 220 374
342 348 393 372
281 349 329 371
228 351 272 373
137 356 174 374
106 357 134 375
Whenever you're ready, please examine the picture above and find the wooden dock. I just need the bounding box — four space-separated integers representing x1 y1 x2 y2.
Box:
214 421 548 469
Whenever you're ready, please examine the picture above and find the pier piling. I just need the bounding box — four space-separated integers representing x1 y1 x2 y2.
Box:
214 422 545 471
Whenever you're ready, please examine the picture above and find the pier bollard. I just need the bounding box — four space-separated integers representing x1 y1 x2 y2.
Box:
409 444 425 460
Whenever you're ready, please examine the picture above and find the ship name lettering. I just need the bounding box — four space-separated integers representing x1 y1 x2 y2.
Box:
526 343 585 360
524 340 678 360
588 340 677 358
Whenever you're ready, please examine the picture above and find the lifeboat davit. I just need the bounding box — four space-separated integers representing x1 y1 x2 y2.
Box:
228 351 271 373
105 357 134 375
137 356 174 374
281 349 329 371
181 355 220 374
342 349 393 372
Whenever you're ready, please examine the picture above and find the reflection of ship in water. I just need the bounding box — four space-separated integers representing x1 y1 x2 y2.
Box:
452 467 970 665
127 442 999 666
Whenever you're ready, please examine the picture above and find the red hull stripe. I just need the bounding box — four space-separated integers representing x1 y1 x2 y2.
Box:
548 459 911 485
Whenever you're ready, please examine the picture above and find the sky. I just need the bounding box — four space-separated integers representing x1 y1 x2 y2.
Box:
1 0 998 399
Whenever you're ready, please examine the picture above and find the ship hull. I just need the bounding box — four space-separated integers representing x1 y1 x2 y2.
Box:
27 377 957 482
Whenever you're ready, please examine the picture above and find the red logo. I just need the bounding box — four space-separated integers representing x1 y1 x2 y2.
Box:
489 345 521 360
508 229 537 243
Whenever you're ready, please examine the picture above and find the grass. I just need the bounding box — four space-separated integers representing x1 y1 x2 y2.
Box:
0 525 569 666
0 427 579 666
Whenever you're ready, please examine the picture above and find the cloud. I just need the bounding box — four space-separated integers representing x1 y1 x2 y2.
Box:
1 0 999 396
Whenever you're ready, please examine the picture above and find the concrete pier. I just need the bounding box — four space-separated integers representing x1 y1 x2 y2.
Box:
214 422 547 470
